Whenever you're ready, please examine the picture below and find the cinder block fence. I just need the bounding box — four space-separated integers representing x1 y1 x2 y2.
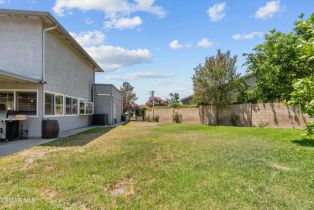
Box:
145 103 310 129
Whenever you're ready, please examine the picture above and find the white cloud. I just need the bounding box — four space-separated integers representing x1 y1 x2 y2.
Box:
87 46 152 71
105 16 143 29
70 31 105 47
169 40 191 49
255 1 283 19
207 2 226 22
105 71 176 81
71 30 152 71
197 38 214 48
53 0 166 18
232 32 264 40
154 80 171 86
0 0 10 3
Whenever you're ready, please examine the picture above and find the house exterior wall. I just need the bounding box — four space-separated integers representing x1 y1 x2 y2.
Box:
0 83 43 138
43 30 95 132
0 16 43 138
0 16 43 80
0 15 98 137
94 84 123 124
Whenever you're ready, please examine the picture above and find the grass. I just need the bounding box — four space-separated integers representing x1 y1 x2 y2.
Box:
0 122 313 209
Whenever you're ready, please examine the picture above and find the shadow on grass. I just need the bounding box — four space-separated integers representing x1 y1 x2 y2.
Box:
291 139 314 147
42 127 114 147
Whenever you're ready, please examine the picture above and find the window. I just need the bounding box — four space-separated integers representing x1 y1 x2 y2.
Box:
0 92 14 111
66 97 78 115
55 95 64 115
45 93 54 115
16 91 37 115
45 93 64 116
66 97 71 115
80 101 86 115
86 102 93 115
72 98 78 115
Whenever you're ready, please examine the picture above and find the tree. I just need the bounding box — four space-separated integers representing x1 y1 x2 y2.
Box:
289 77 314 137
244 13 313 102
167 92 180 104
294 13 314 64
120 82 138 113
146 97 168 107
192 50 239 123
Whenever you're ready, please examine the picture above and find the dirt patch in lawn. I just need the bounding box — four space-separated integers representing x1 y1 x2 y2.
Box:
268 161 294 171
21 147 82 169
108 178 134 197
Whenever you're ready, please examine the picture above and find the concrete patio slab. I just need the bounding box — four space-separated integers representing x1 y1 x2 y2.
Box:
0 123 125 157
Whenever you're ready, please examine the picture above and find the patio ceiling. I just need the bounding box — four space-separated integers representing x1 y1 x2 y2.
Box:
0 69 41 84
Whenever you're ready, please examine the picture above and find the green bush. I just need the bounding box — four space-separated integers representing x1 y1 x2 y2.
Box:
173 112 183 123
289 77 314 137
230 112 240 126
153 115 159 122
145 116 151 122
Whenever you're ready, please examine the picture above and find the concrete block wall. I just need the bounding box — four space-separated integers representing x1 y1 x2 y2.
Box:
145 103 310 129
251 103 308 128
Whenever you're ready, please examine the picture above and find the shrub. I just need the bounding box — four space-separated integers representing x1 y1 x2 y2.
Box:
153 115 159 122
173 112 183 123
289 77 314 137
145 116 151 122
304 122 314 138
230 112 240 126
257 121 268 128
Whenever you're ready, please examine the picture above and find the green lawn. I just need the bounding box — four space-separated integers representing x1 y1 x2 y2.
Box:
0 122 313 209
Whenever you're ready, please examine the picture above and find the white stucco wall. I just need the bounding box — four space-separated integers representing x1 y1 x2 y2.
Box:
0 16 43 80
0 83 43 138
0 15 98 136
43 30 95 132
94 84 123 124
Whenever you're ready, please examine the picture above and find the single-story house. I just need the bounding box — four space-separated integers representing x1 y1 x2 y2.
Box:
93 84 123 125
180 95 194 105
181 74 257 105
0 9 121 138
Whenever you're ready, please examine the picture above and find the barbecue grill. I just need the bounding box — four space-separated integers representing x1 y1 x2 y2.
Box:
0 108 27 141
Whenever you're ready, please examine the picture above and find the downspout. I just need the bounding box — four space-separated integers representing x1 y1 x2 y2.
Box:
41 25 58 120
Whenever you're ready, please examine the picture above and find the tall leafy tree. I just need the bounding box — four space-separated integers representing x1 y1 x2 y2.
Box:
167 92 180 104
192 50 239 122
289 77 314 137
120 82 138 113
294 13 314 65
244 13 313 102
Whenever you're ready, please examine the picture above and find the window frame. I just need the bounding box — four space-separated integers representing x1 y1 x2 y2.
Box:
0 89 38 117
44 91 65 117
0 91 15 112
79 100 87 115
44 92 55 116
86 102 94 115
65 96 79 116
54 94 64 116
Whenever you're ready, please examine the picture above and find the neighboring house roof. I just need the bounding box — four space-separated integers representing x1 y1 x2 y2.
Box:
0 9 103 72
180 95 193 102
94 84 121 94
0 68 41 83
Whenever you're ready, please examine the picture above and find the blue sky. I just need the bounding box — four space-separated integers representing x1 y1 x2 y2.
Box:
1 0 313 103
